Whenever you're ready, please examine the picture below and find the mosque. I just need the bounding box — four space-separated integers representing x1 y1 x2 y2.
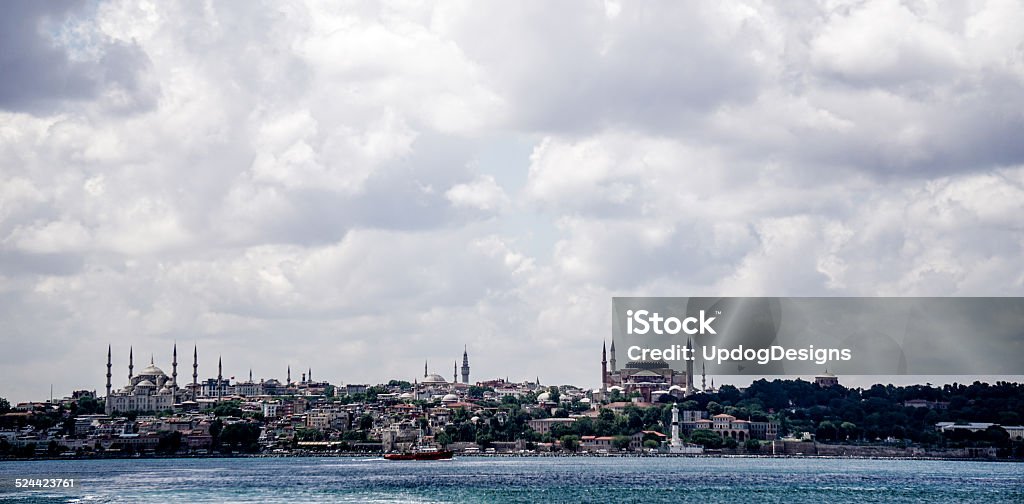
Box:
600 338 704 402
412 347 471 401
104 343 217 414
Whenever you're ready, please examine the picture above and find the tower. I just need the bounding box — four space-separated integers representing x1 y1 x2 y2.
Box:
461 346 470 384
105 345 112 414
287 365 291 384
701 362 706 392
192 345 198 400
424 360 428 379
217 356 223 402
609 340 616 372
128 346 134 383
249 369 253 382
670 404 681 451
308 367 312 382
454 361 458 383
601 341 608 393
685 337 694 396
172 343 178 403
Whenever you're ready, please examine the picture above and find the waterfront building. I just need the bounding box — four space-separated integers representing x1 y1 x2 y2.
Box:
528 417 579 435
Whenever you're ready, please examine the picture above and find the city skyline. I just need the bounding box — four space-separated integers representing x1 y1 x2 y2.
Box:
3 1 1024 404
10 339 1021 406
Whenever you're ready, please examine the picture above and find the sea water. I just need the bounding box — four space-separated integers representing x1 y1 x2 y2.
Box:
1 456 1021 503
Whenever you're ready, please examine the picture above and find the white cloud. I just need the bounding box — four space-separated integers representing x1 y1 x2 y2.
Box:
445 175 509 212
1 1 1023 402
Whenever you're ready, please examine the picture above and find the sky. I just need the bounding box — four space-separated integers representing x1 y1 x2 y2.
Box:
1 0 1023 404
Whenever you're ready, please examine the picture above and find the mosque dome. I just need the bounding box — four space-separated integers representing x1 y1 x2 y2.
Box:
136 379 155 388
537 392 551 402
158 387 172 395
399 392 413 399
442 394 458 403
139 363 167 377
625 359 670 370
422 373 447 384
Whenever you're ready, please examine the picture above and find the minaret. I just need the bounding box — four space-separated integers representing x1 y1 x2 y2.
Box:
308 367 312 382
701 362 706 392
217 356 223 402
454 361 458 383
601 341 608 393
128 346 134 383
461 346 470 384
609 340 617 372
105 345 112 414
685 337 694 396
287 365 291 384
192 345 198 400
172 343 178 403
249 369 253 382
424 360 428 378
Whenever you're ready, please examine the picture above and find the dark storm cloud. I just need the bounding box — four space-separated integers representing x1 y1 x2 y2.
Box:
0 0 155 114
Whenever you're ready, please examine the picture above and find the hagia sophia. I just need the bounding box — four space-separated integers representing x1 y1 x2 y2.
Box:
600 338 713 402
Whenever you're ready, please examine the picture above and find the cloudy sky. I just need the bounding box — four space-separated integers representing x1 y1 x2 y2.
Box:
2 0 1023 403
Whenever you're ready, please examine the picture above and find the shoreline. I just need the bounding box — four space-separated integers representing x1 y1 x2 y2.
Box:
2 452 1021 463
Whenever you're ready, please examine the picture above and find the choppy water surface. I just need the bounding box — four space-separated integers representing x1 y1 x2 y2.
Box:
1 456 1021 503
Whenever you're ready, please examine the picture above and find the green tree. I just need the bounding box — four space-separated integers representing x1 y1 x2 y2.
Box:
296 428 325 441
436 432 453 447
157 431 182 454
468 386 492 399
689 429 723 448
220 423 261 453
207 400 243 417
612 435 632 451
77 396 102 415
816 420 837 441
0 397 9 414
548 386 561 404
559 435 580 452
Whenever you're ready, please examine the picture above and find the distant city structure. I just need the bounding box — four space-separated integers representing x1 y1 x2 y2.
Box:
102 344 475 413
599 339 705 402
815 371 839 388
1 341 1015 460
104 344 186 414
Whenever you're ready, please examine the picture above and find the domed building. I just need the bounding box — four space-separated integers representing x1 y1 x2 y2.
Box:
105 344 194 413
600 339 696 402
415 361 451 400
